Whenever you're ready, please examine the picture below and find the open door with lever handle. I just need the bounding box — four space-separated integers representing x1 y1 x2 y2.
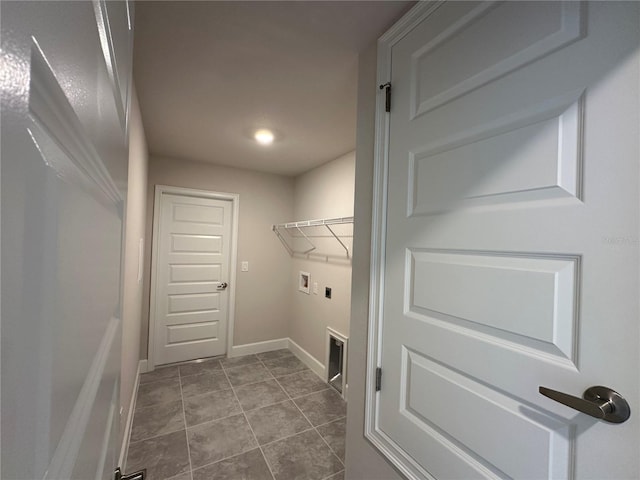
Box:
539 386 630 423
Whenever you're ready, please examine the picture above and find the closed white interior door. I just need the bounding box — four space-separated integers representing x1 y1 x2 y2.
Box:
152 191 233 365
371 2 639 479
1 2 133 479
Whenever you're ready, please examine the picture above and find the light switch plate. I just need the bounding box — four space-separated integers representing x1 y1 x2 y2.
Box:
241 261 249 272
313 282 318 294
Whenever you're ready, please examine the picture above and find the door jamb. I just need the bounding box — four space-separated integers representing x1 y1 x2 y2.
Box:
364 2 445 479
148 184 239 371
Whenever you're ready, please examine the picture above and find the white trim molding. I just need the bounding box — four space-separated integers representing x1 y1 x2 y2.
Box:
365 2 443 480
148 185 240 371
230 338 289 357
288 338 326 381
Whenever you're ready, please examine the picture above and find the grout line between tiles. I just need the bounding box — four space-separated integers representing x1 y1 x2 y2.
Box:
275 364 346 468
258 426 316 448
291 398 345 468
222 359 278 480
128 424 186 445
178 367 195 480
183 406 244 430
320 469 346 480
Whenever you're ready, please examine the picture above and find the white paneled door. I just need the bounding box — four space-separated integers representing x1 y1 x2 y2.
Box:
1 2 133 479
151 189 234 366
369 2 639 479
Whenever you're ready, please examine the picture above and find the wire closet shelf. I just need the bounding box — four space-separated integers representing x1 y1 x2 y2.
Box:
272 216 354 258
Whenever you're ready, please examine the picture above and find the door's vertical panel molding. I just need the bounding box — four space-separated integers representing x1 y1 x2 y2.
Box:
28 39 122 208
92 0 125 129
409 1 584 119
44 317 120 480
407 91 585 216
92 0 133 133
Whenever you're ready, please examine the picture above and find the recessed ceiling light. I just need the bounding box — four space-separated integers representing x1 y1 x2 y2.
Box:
254 129 274 146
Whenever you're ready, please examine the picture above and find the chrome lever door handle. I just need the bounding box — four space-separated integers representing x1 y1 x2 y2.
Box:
539 386 630 423
217 282 228 290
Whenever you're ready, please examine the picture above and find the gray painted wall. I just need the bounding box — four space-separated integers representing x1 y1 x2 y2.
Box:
290 152 355 363
120 86 148 446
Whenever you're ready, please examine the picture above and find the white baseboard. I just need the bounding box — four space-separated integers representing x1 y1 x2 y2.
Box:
288 338 326 380
230 338 289 357
118 360 143 470
139 359 148 374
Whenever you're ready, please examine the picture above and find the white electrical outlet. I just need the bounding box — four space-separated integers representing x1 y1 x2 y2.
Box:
313 282 318 294
241 261 249 272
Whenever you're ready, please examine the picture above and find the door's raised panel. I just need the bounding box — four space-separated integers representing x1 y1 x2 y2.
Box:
169 264 221 283
400 348 571 480
410 1 583 118
165 311 217 326
408 250 579 362
171 234 221 253
167 322 219 344
166 283 217 296
168 293 219 314
409 93 583 215
173 203 224 225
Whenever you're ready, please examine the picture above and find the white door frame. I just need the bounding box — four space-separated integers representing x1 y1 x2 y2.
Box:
364 2 640 479
365 4 441 478
148 184 239 371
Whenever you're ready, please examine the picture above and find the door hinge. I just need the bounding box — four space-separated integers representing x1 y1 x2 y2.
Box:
114 467 146 480
379 82 391 112
375 367 382 391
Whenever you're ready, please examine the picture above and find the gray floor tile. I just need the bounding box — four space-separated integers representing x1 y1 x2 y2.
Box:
245 400 311 445
256 349 293 361
294 389 346 426
184 389 241 427
130 400 184 443
262 429 342 480
220 354 260 368
316 417 346 462
263 355 308 377
136 378 182 410
276 369 329 398
139 366 180 385
235 379 288 411
127 430 190 480
180 372 231 398
225 363 273 387
188 414 257 468
179 358 222 377
192 448 272 480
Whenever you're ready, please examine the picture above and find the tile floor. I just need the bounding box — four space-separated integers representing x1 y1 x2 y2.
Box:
125 349 346 480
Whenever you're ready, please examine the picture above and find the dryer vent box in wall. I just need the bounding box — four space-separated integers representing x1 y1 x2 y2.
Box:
326 328 348 397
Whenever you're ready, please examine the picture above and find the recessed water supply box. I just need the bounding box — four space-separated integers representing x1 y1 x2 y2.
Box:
326 327 348 398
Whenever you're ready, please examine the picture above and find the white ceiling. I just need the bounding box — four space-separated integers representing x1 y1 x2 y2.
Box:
133 1 413 176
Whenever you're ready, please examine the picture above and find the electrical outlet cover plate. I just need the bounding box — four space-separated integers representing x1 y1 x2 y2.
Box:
325 287 332 299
